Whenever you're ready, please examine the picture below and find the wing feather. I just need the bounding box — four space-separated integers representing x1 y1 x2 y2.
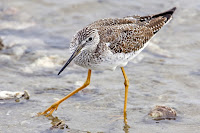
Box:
96 24 154 54
90 7 176 54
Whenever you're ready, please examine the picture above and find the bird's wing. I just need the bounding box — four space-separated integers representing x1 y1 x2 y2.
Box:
96 16 167 54
94 7 176 54
96 24 154 54
124 7 176 33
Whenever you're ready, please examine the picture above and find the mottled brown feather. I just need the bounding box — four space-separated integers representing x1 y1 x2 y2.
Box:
89 18 137 28
91 23 154 54
88 14 170 54
146 17 166 33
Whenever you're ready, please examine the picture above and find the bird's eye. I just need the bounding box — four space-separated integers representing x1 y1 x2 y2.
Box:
88 37 93 41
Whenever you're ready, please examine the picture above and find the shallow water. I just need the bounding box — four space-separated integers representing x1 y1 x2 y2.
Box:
0 0 200 132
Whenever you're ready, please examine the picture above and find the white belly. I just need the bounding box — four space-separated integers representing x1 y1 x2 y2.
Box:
74 41 151 71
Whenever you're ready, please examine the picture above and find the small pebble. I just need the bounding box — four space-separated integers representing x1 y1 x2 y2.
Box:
6 110 12 115
23 90 30 100
0 38 4 50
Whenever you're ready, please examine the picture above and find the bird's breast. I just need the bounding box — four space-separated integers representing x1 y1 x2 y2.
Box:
73 49 134 70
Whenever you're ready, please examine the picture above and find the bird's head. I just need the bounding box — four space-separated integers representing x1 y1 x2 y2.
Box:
58 27 99 75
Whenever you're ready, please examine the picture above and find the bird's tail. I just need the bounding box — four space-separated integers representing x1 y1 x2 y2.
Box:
140 7 177 34
151 7 176 23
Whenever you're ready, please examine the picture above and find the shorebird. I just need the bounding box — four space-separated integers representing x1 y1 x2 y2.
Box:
38 7 176 122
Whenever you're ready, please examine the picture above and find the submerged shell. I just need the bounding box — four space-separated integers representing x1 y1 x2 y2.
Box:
149 105 177 120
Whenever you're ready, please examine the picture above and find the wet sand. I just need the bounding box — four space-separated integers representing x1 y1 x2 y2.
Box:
0 0 200 132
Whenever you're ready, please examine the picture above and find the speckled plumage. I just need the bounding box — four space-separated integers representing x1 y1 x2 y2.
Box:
68 7 176 71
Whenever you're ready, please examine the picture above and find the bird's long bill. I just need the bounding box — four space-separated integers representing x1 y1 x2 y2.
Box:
58 45 83 75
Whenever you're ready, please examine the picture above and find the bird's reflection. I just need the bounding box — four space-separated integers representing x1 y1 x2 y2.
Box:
41 113 131 132
123 112 130 133
123 122 130 133
46 115 68 129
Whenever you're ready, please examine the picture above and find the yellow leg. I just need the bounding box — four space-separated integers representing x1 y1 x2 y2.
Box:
121 67 129 123
38 69 92 117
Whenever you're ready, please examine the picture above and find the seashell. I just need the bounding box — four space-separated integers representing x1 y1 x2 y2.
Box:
149 105 177 120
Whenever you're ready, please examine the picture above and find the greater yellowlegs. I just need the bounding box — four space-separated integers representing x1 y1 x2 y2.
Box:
39 7 176 122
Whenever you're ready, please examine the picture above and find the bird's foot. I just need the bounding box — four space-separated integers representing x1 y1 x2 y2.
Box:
38 101 60 117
